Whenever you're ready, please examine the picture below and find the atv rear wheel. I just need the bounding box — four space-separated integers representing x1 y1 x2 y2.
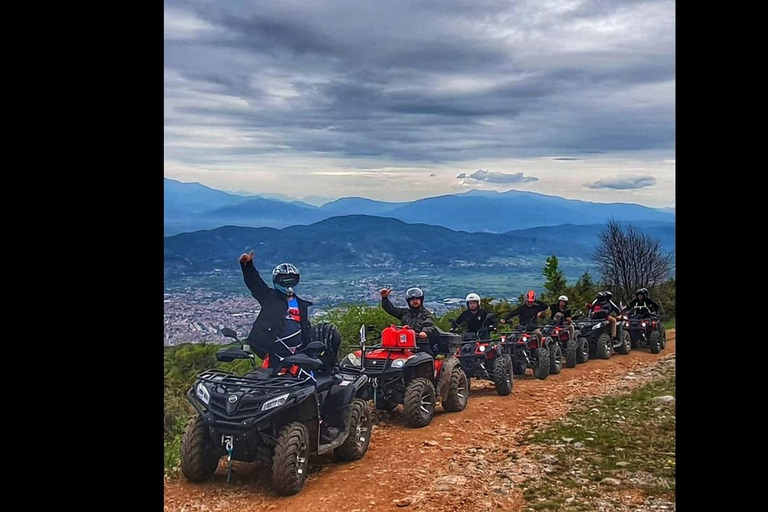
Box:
549 341 563 374
272 422 310 496
180 413 220 482
649 331 662 354
512 356 527 376
403 378 436 428
493 353 514 396
596 333 612 359
577 336 589 364
615 330 631 355
334 399 372 461
533 346 550 380
565 338 578 368
442 367 469 412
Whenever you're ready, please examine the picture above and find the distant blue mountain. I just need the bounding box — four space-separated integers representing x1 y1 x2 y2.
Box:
164 177 675 235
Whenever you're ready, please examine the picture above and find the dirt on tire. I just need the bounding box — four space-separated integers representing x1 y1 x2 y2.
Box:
165 330 677 512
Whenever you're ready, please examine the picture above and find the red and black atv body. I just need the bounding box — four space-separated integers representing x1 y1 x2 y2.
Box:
620 310 667 354
497 322 556 380
541 319 589 369
339 325 468 428
454 315 513 395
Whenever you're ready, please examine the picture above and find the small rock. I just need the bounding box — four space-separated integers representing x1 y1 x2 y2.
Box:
653 395 675 404
573 442 584 448
616 461 630 467
602 478 622 485
565 497 574 504
394 498 412 507
585 437 594 441
562 437 574 443
424 440 440 447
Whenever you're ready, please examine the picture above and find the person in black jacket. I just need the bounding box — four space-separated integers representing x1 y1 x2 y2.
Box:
238 251 313 368
451 293 494 338
622 288 660 318
500 290 549 343
549 294 575 340
380 286 440 355
588 291 621 339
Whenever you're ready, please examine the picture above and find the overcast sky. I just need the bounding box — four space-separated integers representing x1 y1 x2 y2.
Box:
165 0 675 207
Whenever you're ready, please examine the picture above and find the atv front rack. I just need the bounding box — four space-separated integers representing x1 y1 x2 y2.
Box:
196 369 314 395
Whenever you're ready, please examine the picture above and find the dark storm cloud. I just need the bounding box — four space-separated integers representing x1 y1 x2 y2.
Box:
165 0 675 164
466 170 538 184
587 176 657 190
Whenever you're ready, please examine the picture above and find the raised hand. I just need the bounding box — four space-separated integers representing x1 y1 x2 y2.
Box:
239 251 254 264
380 288 392 298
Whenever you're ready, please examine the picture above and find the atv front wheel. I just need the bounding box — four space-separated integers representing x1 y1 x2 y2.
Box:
615 330 631 355
442 367 469 412
577 337 590 364
565 338 578 368
549 342 563 374
180 413 220 482
512 358 527 376
334 399 372 461
649 331 662 354
493 353 514 396
596 333 612 359
533 346 550 380
403 378 436 428
272 422 309 495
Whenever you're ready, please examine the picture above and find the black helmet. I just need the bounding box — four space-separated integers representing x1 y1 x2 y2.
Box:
405 287 424 306
596 291 607 301
636 287 648 296
272 263 300 295
604 291 613 300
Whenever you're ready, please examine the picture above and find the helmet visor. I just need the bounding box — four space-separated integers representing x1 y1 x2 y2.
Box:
275 274 300 287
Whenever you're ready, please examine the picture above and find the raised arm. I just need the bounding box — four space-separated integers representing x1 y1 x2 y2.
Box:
380 288 406 320
239 251 269 301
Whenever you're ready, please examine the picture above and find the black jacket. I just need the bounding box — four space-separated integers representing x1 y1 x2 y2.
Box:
589 298 620 318
240 261 313 361
452 307 491 333
504 300 549 327
549 304 572 324
623 297 660 314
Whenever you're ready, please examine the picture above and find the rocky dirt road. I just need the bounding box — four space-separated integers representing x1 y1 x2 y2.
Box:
164 330 676 512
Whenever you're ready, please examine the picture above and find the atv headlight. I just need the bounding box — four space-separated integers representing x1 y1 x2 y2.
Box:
624 321 629 327
478 345 486 352
641 322 647 328
392 359 406 368
591 323 601 330
261 393 290 412
195 383 210 405
521 336 528 342
343 353 361 367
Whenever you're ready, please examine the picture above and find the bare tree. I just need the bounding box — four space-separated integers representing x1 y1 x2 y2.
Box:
594 220 674 305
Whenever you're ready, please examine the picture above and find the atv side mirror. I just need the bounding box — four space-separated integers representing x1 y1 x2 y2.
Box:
220 327 238 340
215 347 254 363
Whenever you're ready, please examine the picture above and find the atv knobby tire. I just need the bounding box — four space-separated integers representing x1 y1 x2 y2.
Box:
565 338 578 368
180 413 220 483
334 399 372 461
615 330 631 355
493 353 514 396
596 333 612 359
403 378 436 428
649 330 662 354
442 367 469 412
549 341 563 374
272 422 309 496
577 336 590 364
533 346 550 380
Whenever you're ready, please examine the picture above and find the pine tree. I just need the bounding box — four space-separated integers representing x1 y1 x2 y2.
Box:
542 254 567 301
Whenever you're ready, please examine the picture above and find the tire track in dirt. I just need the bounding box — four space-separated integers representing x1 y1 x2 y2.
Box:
164 331 676 512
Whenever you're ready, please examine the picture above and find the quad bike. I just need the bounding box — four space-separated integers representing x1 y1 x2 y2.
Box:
339 324 468 428
573 312 631 359
180 324 372 496
496 321 557 380
453 314 514 396
541 312 589 369
620 309 667 354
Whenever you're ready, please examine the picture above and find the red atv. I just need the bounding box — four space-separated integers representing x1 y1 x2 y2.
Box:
541 314 589 368
339 325 468 428
454 315 513 395
620 310 667 354
498 321 559 380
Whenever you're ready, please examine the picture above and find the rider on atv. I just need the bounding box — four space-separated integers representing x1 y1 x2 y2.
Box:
380 287 441 356
621 288 661 318
500 290 549 342
588 291 621 340
549 295 575 340
451 293 494 338
239 251 314 368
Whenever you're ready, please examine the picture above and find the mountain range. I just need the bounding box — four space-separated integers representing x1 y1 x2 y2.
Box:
164 178 674 236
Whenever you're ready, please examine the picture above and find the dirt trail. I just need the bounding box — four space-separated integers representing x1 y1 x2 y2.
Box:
165 330 676 512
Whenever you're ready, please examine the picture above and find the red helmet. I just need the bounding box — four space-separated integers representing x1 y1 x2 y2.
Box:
525 290 536 303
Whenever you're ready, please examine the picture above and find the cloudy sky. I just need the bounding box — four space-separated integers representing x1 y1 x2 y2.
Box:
164 0 675 207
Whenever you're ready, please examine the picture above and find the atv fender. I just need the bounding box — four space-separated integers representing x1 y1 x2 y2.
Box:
403 353 434 382
435 356 460 402
322 374 369 435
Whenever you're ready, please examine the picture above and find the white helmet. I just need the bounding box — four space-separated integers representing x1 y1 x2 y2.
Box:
558 295 569 302
465 293 481 306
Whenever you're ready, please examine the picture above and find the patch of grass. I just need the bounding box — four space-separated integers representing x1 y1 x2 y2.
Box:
664 317 675 329
523 363 675 510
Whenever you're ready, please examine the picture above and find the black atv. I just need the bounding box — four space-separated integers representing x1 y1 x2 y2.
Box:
541 313 589 369
180 324 372 496
453 314 514 396
573 313 631 359
339 324 468 428
620 309 667 354
497 321 556 380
